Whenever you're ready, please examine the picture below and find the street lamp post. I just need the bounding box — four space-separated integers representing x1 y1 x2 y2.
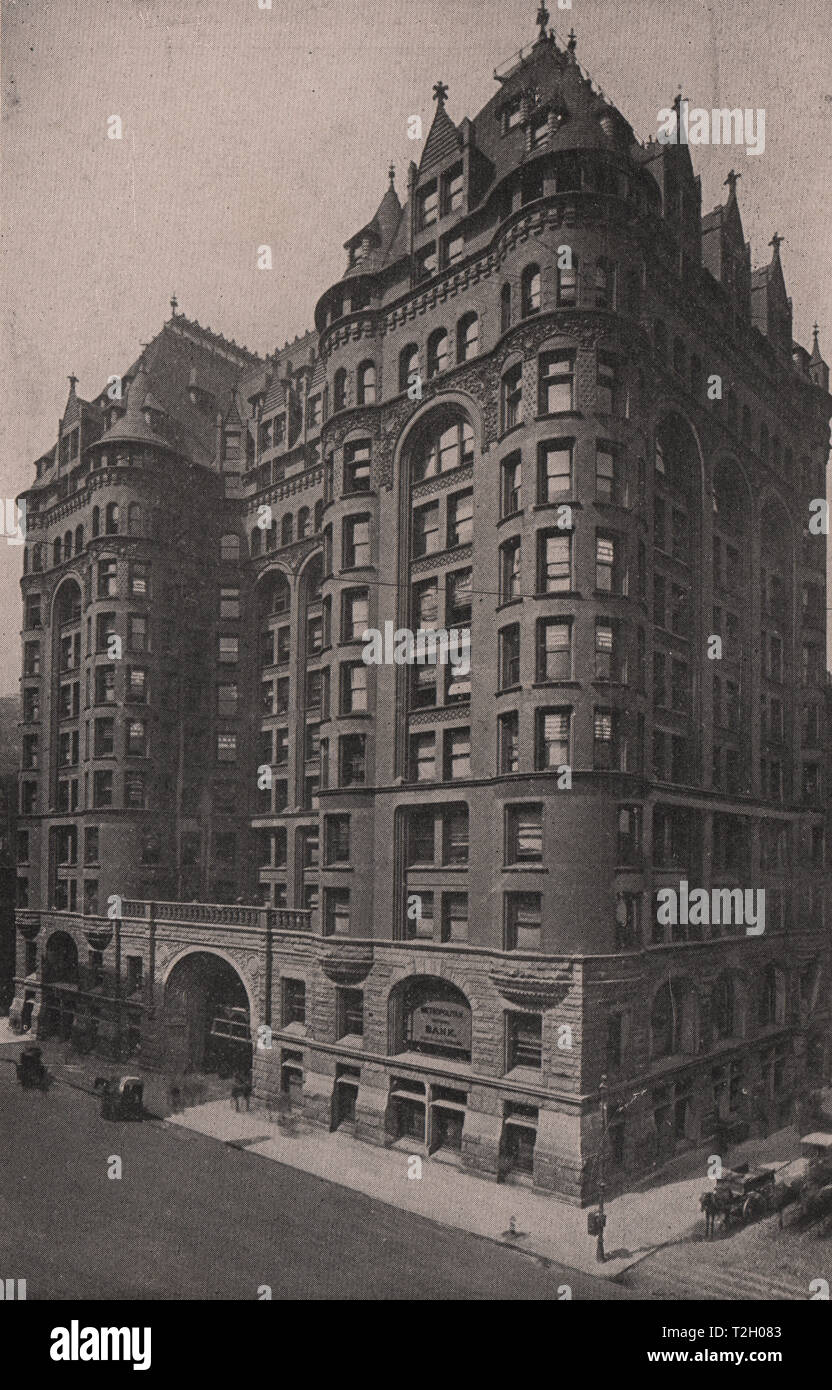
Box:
596 1073 608 1262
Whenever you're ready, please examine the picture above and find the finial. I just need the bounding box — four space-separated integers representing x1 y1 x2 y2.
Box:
433 80 448 108
812 322 819 341
724 169 741 198
388 162 396 186
769 232 784 256
536 4 550 38
567 28 577 53
68 373 78 393
170 291 178 316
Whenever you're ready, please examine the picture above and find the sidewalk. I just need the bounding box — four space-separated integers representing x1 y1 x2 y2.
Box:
0 1017 805 1281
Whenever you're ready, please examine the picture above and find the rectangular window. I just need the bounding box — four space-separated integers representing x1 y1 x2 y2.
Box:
593 708 617 770
282 979 306 1027
95 666 116 705
536 709 570 769
128 614 148 653
505 893 542 951
538 355 574 414
325 815 350 865
415 242 437 280
126 667 147 703
94 717 114 757
412 501 440 558
343 590 369 642
98 558 118 597
596 444 623 504
443 805 469 864
341 662 368 714
507 1012 543 1069
499 623 521 689
537 619 571 681
416 181 438 229
220 587 240 619
500 538 522 602
442 893 469 943
507 804 543 863
218 683 238 717
538 442 571 501
93 770 113 808
442 164 464 214
597 355 617 414
596 533 623 593
498 711 519 774
501 452 522 516
344 440 371 494
325 888 351 937
409 732 436 782
407 888 434 940
445 728 471 780
338 988 364 1038
447 489 473 548
340 733 366 786
538 532 571 593
446 568 472 626
344 515 371 568
217 732 237 763
441 231 464 268
413 578 439 630
218 636 239 664
502 363 523 431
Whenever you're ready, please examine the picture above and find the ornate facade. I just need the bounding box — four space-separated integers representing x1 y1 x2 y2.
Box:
13 17 832 1201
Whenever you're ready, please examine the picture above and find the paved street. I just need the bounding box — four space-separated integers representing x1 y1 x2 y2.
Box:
0 1062 636 1301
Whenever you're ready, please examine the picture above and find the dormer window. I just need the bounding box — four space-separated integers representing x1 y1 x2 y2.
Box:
442 165 464 216
503 97 522 133
416 181 438 230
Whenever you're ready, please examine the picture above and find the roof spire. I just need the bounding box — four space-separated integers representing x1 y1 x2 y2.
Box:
68 373 78 394
388 162 396 186
769 231 784 259
536 4 550 40
432 80 448 108
724 168 741 200
567 28 577 53
810 323 823 364
170 291 178 316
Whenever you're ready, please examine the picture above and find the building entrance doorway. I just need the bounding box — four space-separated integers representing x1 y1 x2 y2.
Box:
163 953 252 1077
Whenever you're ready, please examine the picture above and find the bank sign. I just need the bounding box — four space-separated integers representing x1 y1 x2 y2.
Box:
411 1001 471 1050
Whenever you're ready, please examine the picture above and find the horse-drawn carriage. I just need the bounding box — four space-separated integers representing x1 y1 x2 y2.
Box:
701 1164 776 1234
95 1075 144 1121
15 1044 48 1090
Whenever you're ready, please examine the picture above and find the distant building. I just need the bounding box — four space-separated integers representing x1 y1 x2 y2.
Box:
11 15 832 1200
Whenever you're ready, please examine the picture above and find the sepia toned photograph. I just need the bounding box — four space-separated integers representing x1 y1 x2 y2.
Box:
1 0 831 1354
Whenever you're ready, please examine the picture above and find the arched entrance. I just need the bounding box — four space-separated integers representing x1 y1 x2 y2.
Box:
163 952 252 1077
41 931 79 1040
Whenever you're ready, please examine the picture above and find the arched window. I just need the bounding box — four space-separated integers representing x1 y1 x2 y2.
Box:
333 368 347 412
260 570 290 617
357 361 376 405
556 255 577 307
128 503 142 536
501 361 523 431
595 259 616 310
53 538 62 566
251 527 262 558
281 514 293 547
314 500 324 532
457 313 479 363
74 524 83 553
220 533 240 562
521 264 541 316
298 506 311 538
63 530 72 559
501 282 512 334
409 412 475 482
105 502 119 535
427 329 449 378
92 507 100 539
399 344 419 394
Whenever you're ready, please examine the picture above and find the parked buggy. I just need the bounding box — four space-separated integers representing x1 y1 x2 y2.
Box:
701 1164 776 1234
95 1075 144 1121
15 1045 48 1091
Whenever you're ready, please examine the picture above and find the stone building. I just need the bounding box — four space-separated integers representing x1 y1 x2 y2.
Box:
12 14 832 1201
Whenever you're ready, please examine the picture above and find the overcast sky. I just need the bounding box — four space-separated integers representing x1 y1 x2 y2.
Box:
1 0 830 696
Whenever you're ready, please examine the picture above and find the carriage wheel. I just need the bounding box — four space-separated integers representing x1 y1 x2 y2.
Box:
742 1193 764 1223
